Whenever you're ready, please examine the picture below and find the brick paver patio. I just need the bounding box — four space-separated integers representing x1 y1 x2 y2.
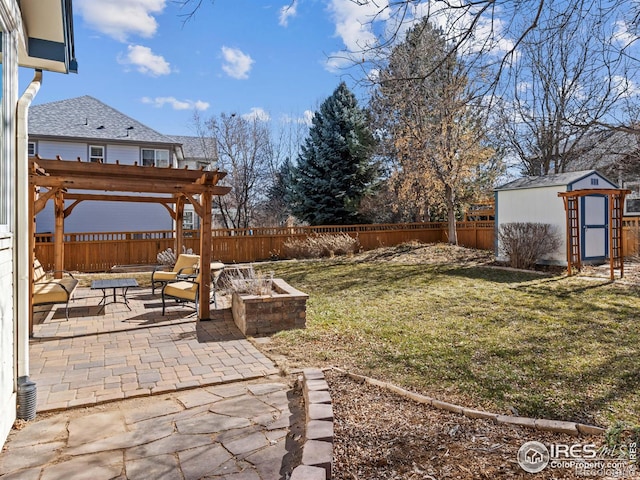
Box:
30 286 279 412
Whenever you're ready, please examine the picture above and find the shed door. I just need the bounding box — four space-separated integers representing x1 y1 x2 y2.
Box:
581 195 608 261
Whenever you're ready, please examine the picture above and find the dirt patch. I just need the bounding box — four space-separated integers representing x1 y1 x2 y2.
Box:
326 370 627 480
350 241 495 266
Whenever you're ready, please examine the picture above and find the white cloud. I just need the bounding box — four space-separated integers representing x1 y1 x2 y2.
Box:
612 75 640 98
301 110 314 126
243 108 271 122
142 97 210 111
325 0 515 72
120 45 171 76
325 0 389 71
193 100 211 111
221 46 255 79
613 20 637 46
76 0 165 42
279 0 298 27
282 110 314 126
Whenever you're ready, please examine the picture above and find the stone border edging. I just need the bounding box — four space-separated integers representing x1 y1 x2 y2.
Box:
332 367 605 437
290 368 334 480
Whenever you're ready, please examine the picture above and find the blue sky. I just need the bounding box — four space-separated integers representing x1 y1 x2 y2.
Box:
18 1 640 139
19 0 376 136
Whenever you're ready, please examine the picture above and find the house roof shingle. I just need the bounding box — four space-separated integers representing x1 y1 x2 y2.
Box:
171 135 216 161
29 96 177 145
495 170 618 191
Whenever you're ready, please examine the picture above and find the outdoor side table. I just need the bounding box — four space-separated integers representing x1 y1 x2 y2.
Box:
91 278 139 311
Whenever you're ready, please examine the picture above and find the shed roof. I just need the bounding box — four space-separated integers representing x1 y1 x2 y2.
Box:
495 170 618 191
29 96 177 146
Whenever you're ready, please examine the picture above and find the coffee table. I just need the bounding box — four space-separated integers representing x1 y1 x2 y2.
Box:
91 278 138 311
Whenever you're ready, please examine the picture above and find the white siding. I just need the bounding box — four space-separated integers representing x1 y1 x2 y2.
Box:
37 140 86 160
36 142 143 165
36 200 173 233
105 144 139 165
571 173 617 190
0 234 15 448
496 185 568 263
0 10 19 448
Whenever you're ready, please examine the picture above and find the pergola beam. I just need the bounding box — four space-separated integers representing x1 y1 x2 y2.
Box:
30 176 231 196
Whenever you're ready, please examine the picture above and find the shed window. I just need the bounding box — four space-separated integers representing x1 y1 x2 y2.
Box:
28 142 36 156
591 178 599 186
89 145 105 163
142 149 170 167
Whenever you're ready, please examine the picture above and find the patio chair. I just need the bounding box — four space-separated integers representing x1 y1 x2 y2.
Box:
161 272 201 315
32 258 78 320
151 253 200 294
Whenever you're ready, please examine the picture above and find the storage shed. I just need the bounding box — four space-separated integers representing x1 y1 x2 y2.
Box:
495 170 625 268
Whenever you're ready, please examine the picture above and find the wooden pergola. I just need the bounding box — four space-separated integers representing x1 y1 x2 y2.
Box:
28 156 231 329
558 188 631 280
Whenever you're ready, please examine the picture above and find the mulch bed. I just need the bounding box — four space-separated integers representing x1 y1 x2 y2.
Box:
326 370 618 480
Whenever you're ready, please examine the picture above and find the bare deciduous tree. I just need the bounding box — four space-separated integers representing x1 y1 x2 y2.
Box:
197 113 273 229
495 0 638 176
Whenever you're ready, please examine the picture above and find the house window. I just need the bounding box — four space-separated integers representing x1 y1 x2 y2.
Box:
28 142 36 156
141 149 170 167
89 145 105 163
183 211 195 230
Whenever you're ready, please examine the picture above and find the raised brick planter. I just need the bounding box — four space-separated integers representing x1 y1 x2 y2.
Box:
231 278 308 336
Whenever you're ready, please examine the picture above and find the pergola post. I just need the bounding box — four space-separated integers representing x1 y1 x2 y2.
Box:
558 189 630 281
175 195 184 255
198 190 212 320
53 190 64 278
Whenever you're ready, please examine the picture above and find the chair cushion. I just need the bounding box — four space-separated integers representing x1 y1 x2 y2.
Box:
164 281 198 301
33 278 78 304
34 259 47 282
153 271 179 282
173 254 200 273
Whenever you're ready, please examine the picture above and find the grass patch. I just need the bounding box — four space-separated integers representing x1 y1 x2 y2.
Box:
262 258 640 427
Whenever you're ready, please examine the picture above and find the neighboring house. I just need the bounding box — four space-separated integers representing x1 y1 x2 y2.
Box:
30 96 217 233
0 0 77 448
495 170 619 265
564 129 640 215
171 135 218 231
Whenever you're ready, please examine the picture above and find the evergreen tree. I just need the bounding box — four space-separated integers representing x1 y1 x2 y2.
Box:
288 82 377 225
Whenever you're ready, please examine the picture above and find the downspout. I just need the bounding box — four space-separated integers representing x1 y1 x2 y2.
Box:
15 70 42 378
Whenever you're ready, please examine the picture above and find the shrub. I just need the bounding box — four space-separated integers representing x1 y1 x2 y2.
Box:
283 233 360 259
498 222 561 269
218 265 274 296
156 246 194 266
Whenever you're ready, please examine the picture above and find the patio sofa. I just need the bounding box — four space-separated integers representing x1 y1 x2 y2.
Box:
151 253 200 294
33 259 78 320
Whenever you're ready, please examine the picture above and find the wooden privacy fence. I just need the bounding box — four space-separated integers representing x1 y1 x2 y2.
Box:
34 219 640 273
34 221 495 272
